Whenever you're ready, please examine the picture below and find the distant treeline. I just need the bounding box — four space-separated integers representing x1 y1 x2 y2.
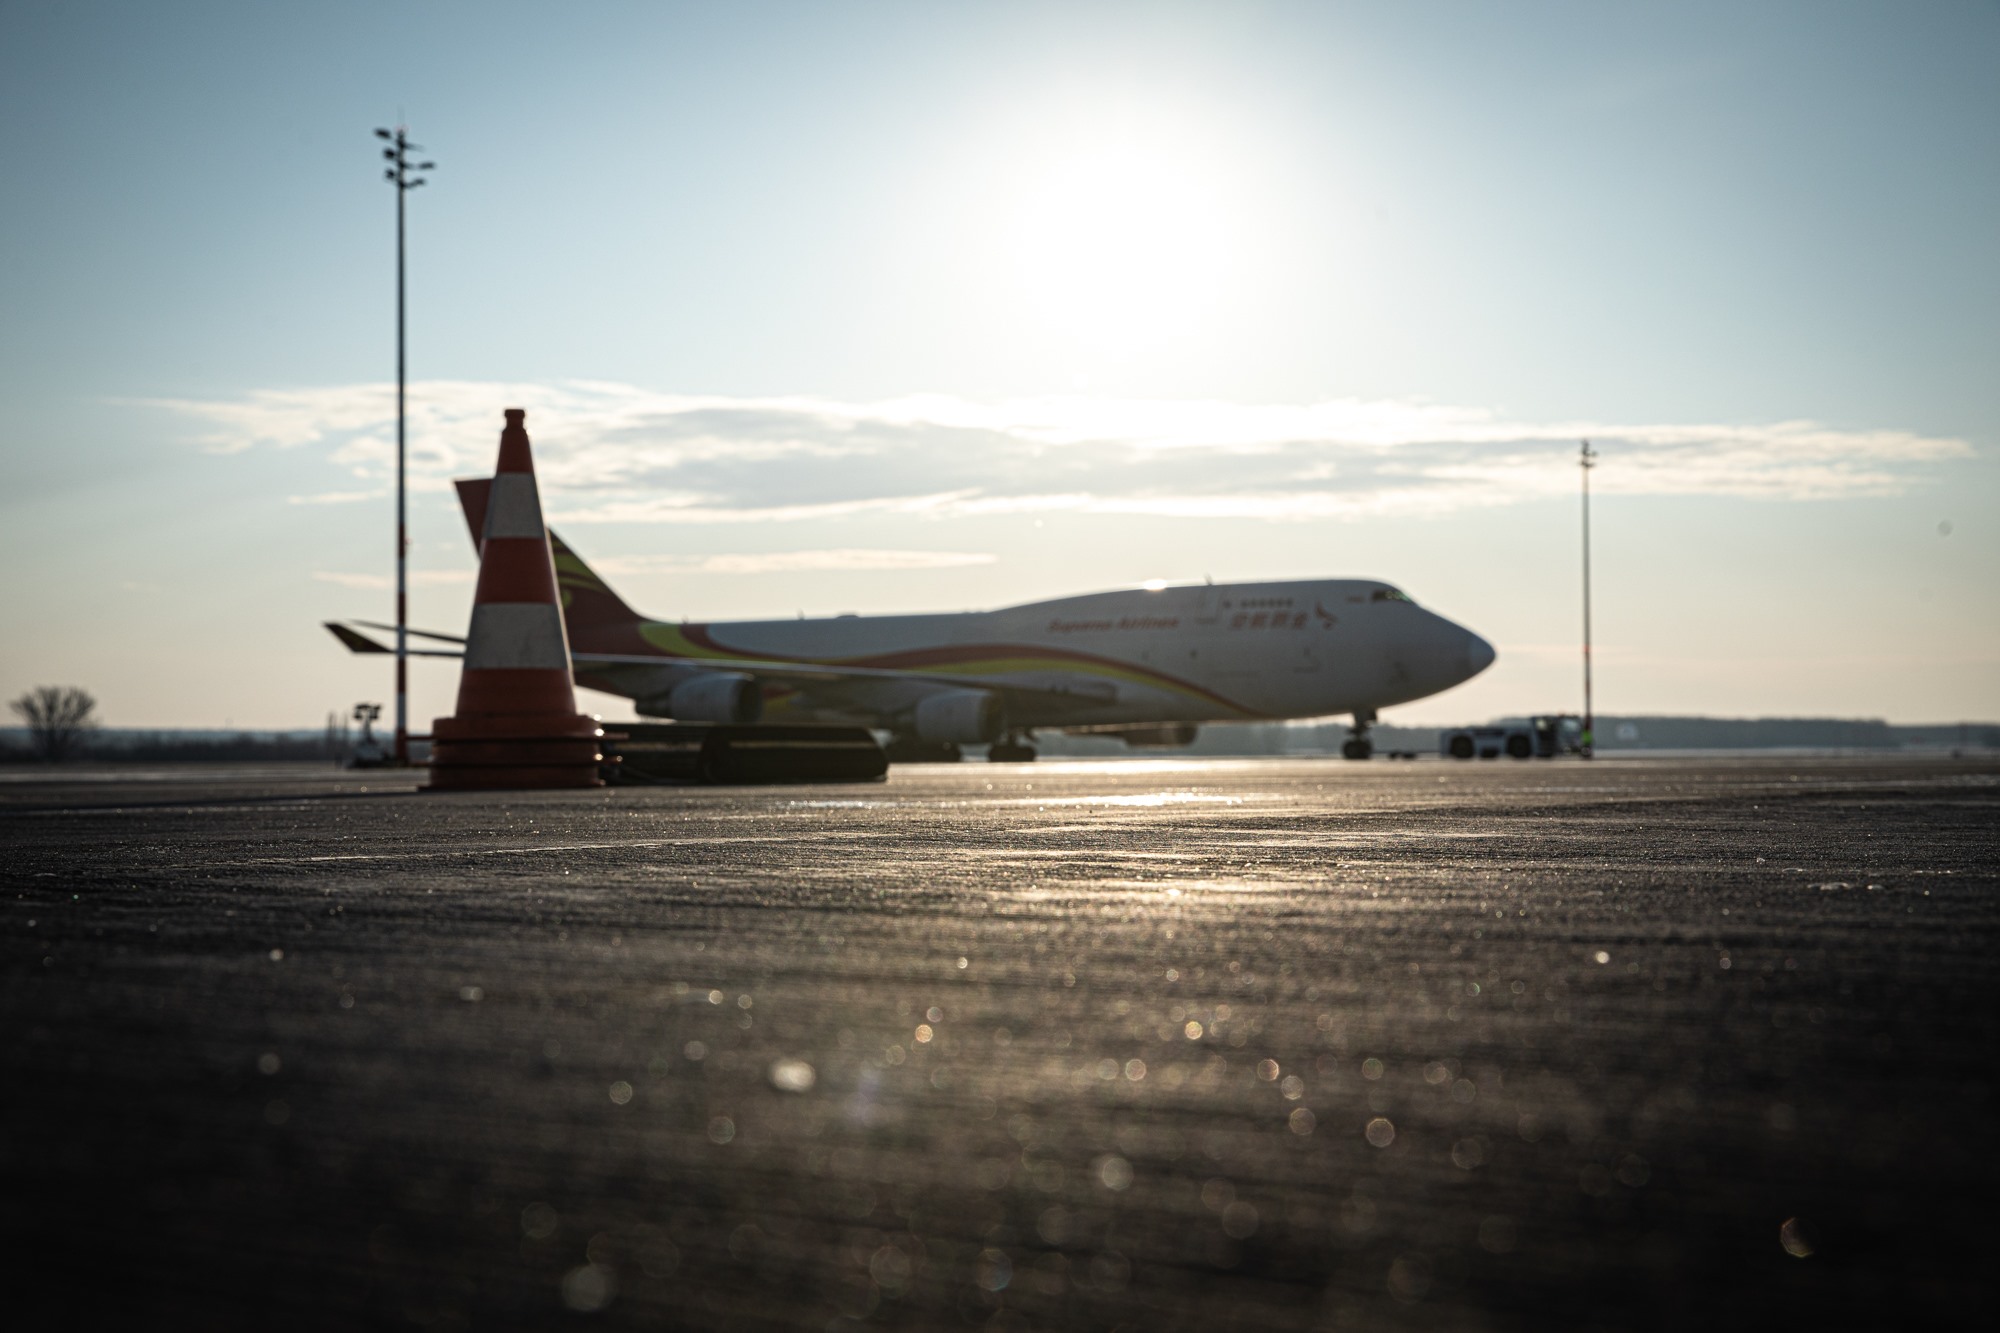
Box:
1038 716 2000 757
1578 716 2000 751
0 728 350 763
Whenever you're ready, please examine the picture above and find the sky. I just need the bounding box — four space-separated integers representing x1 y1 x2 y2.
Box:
1 0 1995 729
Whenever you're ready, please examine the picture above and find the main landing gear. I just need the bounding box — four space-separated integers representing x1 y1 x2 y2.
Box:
1341 709 1376 761
884 737 962 763
988 730 1037 763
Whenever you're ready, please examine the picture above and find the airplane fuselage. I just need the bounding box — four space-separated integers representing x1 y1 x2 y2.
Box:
574 578 1494 733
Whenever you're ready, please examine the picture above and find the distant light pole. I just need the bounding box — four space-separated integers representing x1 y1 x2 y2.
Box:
375 126 435 765
1580 439 1598 758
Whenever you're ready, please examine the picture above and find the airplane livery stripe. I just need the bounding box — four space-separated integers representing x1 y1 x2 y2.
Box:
631 621 1263 717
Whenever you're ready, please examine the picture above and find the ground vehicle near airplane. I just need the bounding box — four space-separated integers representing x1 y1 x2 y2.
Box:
1440 714 1583 760
328 477 1496 761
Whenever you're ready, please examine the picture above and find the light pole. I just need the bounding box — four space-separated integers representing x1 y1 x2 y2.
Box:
375 126 435 765
1580 439 1597 758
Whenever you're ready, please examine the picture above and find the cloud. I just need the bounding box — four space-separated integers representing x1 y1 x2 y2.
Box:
155 380 1975 524
288 489 386 506
594 549 998 575
317 549 989 588
314 570 475 590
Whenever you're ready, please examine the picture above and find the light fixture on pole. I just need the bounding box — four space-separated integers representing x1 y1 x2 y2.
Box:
374 126 436 766
1580 439 1597 759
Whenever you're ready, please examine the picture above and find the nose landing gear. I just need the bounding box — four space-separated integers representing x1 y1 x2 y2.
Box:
1341 710 1375 760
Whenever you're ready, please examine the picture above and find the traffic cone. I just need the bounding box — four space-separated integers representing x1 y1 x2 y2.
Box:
427 409 604 790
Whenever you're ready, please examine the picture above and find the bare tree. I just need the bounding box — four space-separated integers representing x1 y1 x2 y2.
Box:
9 686 99 762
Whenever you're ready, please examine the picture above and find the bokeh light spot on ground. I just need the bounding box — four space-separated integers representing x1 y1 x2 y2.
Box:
767 1058 815 1092
560 1263 614 1312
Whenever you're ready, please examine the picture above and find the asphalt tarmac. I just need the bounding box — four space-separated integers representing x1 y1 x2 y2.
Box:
3 755 1995 1330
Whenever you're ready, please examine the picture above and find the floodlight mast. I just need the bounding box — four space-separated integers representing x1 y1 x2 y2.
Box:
375 126 434 765
1580 439 1598 758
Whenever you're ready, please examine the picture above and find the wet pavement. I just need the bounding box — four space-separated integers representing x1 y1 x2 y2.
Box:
2 755 1995 1329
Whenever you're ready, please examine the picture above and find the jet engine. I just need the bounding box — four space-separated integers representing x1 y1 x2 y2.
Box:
912 689 1005 745
636 673 764 724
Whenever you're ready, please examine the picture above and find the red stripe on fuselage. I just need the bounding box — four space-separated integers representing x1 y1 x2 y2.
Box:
645 623 1260 716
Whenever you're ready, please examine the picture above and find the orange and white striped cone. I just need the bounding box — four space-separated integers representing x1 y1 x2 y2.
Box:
427 409 604 790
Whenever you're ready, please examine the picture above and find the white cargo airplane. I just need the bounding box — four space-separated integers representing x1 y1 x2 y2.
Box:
327 477 1495 761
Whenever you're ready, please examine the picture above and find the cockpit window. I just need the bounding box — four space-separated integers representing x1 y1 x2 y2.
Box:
1369 588 1412 603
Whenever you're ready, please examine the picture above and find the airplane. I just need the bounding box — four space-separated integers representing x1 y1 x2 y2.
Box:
327 476 1496 762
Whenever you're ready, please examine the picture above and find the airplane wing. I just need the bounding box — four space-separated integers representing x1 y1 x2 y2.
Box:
349 618 465 645
323 622 468 659
323 624 1117 711
583 652 1118 712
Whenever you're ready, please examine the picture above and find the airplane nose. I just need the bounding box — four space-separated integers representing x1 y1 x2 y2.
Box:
1464 631 1496 678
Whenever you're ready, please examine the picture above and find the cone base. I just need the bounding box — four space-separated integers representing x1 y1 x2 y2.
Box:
433 712 601 741
425 713 606 791
425 763 604 791
430 737 603 764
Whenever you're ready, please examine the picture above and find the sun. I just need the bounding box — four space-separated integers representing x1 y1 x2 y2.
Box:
1001 114 1252 358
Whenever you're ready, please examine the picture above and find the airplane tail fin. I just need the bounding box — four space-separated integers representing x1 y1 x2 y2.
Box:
453 477 646 648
